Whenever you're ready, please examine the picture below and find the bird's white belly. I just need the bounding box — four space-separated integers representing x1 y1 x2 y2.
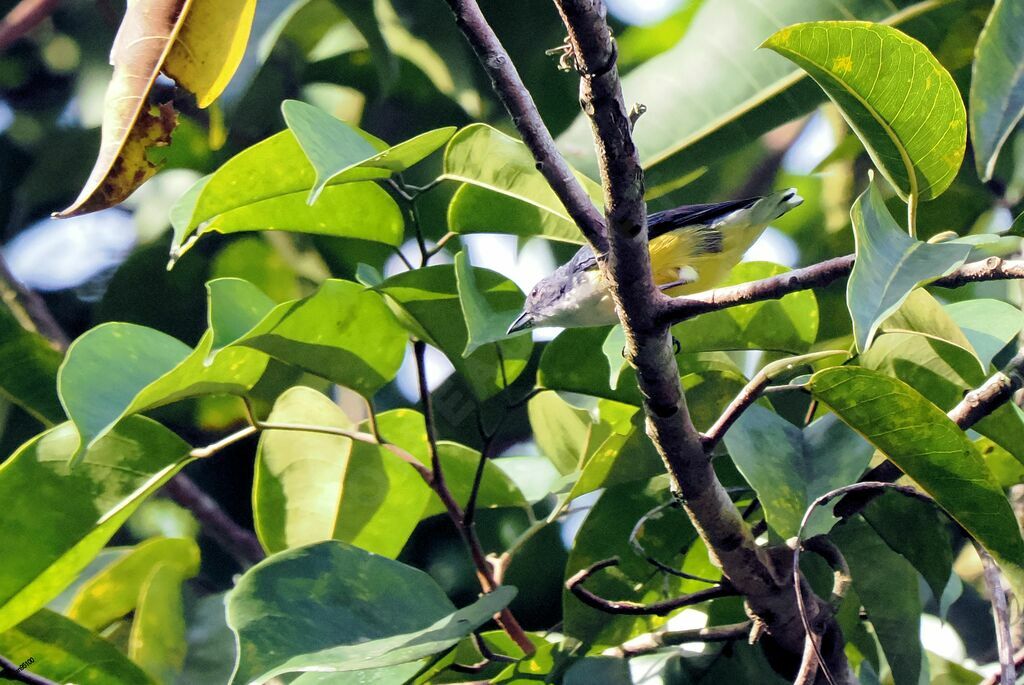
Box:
542 272 619 328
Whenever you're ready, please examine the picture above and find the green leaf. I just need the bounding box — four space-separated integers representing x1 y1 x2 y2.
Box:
227 279 407 397
226 540 516 685
381 264 532 400
283 99 454 202
68 537 200 630
723 407 874 538
862 492 952 604
809 366 1024 596
444 124 602 243
179 593 236 685
58 322 268 458
861 332 1024 463
557 0 955 191
0 609 155 685
945 299 1023 370
0 305 63 425
253 387 431 557
455 251 529 356
169 131 404 255
0 418 190 633
672 262 819 354
419 442 527 518
970 0 1024 180
764 21 966 201
528 391 591 476
847 179 971 351
831 518 922 685
539 327 641 406
129 562 190 684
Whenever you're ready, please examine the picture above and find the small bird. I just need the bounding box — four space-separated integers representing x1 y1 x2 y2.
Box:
507 188 803 332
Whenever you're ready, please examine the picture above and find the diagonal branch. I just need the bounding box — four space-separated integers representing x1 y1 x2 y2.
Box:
603 621 752 658
442 0 608 254
0 0 60 52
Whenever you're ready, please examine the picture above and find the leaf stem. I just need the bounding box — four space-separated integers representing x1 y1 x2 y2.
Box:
907 191 919 238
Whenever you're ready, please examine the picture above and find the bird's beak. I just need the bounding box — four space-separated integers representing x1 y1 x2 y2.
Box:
507 311 534 335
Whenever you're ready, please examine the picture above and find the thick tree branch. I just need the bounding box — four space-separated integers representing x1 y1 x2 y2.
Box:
603 621 752 658
566 558 736 615
659 255 1024 326
441 0 608 253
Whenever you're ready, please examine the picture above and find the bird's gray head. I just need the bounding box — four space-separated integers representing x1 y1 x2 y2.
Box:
507 272 565 334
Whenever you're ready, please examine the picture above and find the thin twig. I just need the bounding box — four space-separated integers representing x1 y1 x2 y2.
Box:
566 558 736 615
701 368 772 452
0 253 69 349
628 501 720 584
981 647 1024 685
0 0 60 51
603 620 752 658
163 473 265 565
188 425 258 459
979 545 1016 685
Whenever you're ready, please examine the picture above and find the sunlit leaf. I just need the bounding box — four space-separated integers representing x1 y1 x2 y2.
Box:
810 366 1024 596
418 442 528 518
444 124 602 243
381 264 532 400
528 391 591 476
254 387 431 557
226 540 515 684
58 0 257 216
970 0 1024 180
59 322 267 459
763 21 966 202
129 562 190 683
945 299 1023 370
283 99 454 202
0 418 190 633
225 279 407 397
169 133 404 256
68 537 200 630
0 609 155 685
847 178 970 351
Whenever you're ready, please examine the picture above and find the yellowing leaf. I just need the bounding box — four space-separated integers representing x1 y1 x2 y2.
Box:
56 0 257 217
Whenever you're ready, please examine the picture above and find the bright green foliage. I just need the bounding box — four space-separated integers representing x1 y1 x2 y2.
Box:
381 264 532 399
253 386 431 556
283 99 455 202
2 1 1021 682
811 367 1024 596
445 124 602 243
671 261 819 353
847 179 971 350
0 609 156 685
0 419 190 632
764 21 966 202
970 0 1024 180
67 537 199 630
226 541 515 684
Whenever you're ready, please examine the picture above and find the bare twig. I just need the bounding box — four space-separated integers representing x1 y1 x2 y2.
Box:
0 0 60 52
603 620 752 658
0 253 69 349
659 255 1024 326
0 654 58 685
411 339 534 655
701 368 772 452
441 0 608 254
628 501 720 584
979 545 1016 685
163 473 266 565
566 558 736 615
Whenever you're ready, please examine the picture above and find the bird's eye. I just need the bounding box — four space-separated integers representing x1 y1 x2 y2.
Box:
530 286 539 297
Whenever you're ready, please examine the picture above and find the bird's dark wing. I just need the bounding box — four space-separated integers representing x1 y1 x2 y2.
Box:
647 197 761 240
568 195 764 273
